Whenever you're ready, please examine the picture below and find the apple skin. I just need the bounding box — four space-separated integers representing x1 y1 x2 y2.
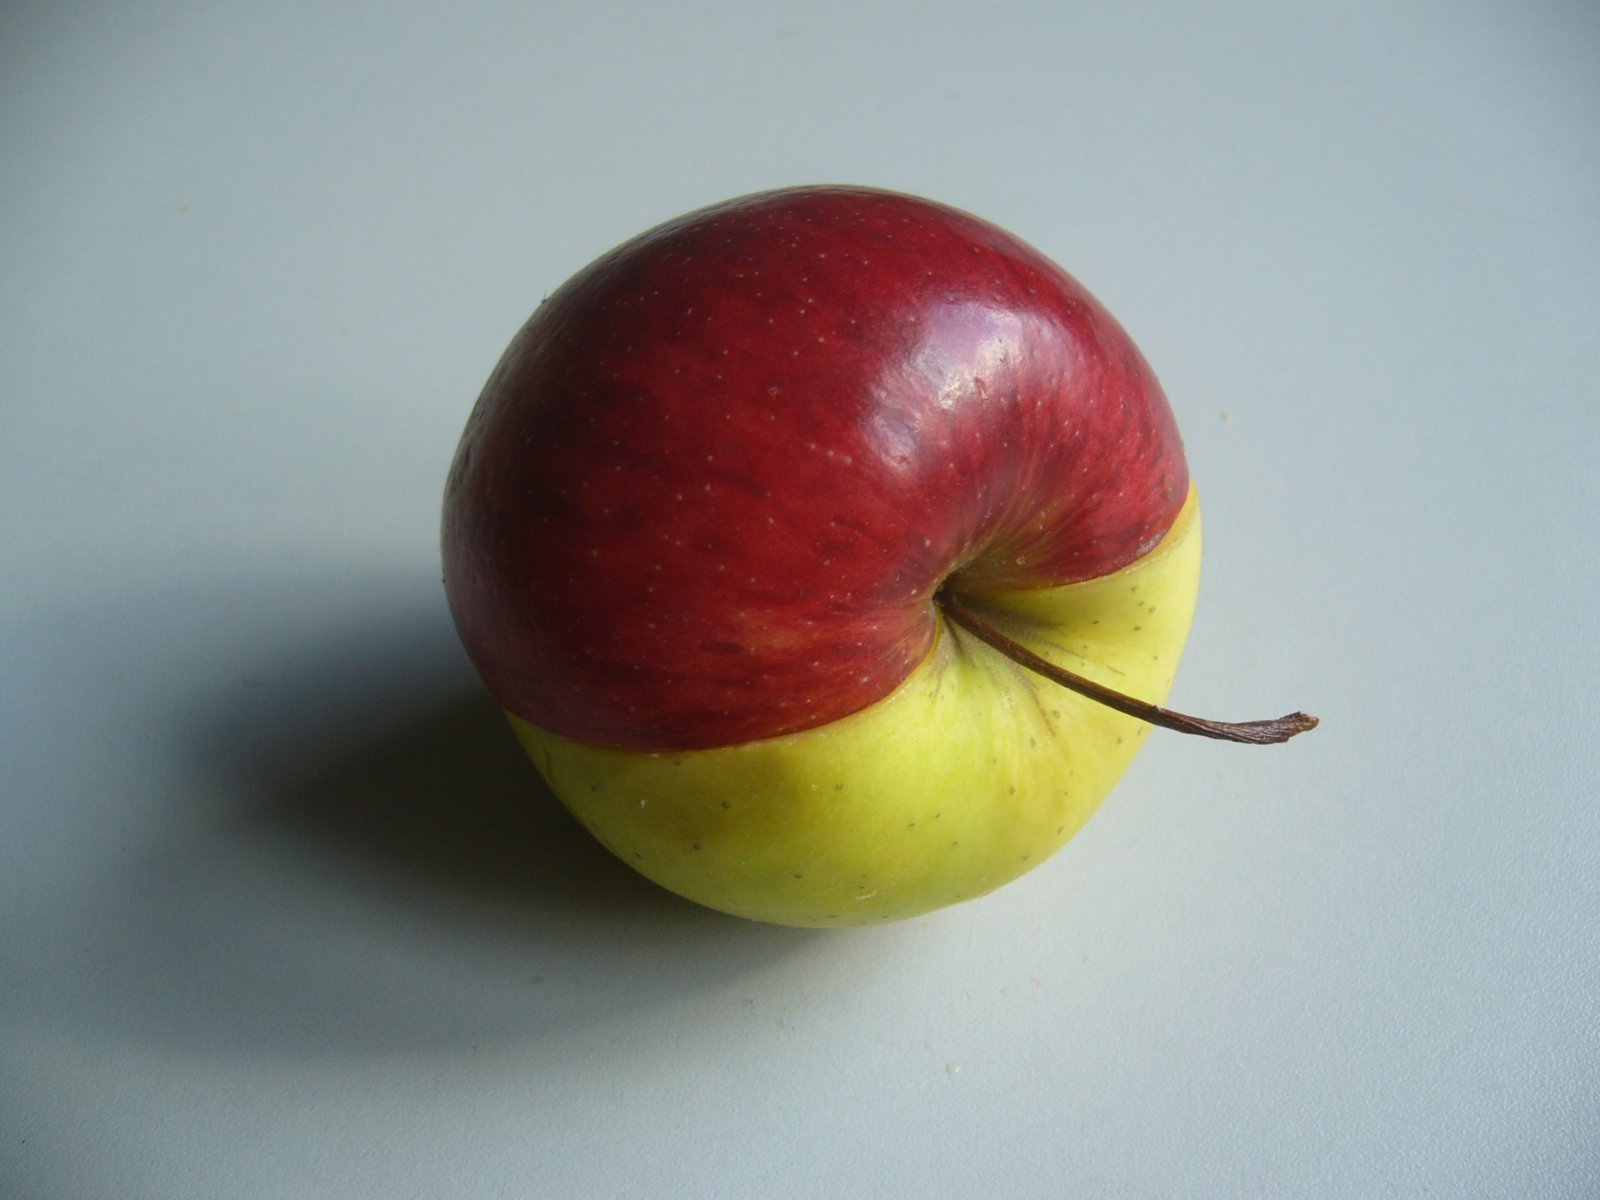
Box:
443 185 1199 926
510 497 1198 926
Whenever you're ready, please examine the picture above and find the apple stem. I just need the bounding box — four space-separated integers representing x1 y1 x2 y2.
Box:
939 593 1318 745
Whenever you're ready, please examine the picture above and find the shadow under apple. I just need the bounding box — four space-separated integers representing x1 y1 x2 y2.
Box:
5 566 820 1061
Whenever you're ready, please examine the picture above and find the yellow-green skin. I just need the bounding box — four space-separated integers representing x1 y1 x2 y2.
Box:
510 488 1202 927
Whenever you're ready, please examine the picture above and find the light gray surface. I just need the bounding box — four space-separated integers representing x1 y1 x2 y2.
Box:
3 3 1597 1197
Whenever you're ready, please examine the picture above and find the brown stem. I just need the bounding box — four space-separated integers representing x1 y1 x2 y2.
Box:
939 593 1318 746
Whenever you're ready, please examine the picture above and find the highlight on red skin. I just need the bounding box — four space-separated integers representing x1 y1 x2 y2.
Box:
442 187 1189 751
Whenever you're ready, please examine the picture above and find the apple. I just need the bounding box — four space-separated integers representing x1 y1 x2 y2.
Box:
442 185 1314 927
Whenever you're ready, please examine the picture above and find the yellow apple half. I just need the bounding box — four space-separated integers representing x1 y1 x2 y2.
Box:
507 486 1202 927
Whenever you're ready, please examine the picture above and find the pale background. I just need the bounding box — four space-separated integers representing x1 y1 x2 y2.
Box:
3 3 1597 1197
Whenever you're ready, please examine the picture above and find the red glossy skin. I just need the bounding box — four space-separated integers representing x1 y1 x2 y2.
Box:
443 187 1188 751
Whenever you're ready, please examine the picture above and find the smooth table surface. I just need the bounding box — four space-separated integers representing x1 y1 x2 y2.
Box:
3 3 1597 1197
